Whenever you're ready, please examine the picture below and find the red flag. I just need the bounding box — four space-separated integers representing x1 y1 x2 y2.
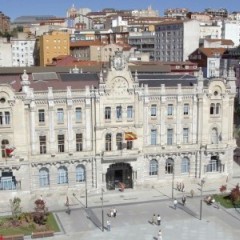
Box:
5 147 15 157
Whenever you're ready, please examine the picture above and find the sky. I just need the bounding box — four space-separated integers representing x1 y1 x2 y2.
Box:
1 0 239 20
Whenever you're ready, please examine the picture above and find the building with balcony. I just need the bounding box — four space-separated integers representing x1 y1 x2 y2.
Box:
0 52 236 196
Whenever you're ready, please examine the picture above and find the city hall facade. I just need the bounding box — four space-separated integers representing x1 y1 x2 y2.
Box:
0 52 236 195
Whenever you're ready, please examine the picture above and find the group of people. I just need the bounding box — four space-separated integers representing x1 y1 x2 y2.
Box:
106 207 117 231
151 214 161 225
176 182 185 192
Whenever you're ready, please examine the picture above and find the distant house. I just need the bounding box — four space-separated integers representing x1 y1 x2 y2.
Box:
188 48 226 78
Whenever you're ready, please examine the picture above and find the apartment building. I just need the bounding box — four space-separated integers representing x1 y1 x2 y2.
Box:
40 31 70 66
154 20 200 62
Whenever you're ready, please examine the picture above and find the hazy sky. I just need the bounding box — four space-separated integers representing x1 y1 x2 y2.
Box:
1 0 239 20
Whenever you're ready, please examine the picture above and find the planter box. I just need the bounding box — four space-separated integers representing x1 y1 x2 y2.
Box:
31 231 54 239
3 234 24 240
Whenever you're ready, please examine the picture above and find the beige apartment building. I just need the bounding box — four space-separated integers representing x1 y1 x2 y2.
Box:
40 31 70 66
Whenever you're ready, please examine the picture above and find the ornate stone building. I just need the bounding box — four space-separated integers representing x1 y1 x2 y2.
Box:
0 52 236 195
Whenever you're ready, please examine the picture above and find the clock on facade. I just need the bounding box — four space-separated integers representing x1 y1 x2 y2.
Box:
111 77 128 94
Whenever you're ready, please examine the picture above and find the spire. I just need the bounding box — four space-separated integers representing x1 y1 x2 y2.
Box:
21 69 30 93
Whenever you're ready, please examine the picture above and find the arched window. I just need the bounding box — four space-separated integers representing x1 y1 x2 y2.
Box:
211 128 218 144
116 133 123 150
210 103 215 115
58 166 68 184
181 157 190 173
165 158 174 174
216 103 221 115
149 159 158 175
207 156 219 172
105 133 112 151
1 139 9 158
76 165 85 182
39 167 50 187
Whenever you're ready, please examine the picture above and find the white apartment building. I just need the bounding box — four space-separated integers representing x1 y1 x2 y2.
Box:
0 38 12 67
11 35 36 67
222 21 240 47
155 20 200 62
0 52 236 197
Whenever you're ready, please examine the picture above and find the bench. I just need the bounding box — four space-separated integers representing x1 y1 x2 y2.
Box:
3 234 24 240
31 231 54 239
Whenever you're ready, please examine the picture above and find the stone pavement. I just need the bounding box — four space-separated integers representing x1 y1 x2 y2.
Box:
45 160 240 240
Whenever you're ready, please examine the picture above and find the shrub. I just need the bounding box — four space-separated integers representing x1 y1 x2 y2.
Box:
230 184 240 205
220 185 227 193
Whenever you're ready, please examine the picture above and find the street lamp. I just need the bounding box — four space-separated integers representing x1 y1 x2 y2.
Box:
172 161 175 199
85 169 88 208
101 188 104 232
199 178 205 220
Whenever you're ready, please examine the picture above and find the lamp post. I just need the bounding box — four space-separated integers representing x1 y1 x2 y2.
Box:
172 161 175 199
199 178 205 220
85 170 88 208
101 188 104 232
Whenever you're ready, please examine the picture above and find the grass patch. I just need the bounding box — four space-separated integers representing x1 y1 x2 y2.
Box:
213 194 240 208
0 212 60 236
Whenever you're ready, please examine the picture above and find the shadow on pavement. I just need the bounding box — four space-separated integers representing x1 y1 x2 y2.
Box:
85 208 102 231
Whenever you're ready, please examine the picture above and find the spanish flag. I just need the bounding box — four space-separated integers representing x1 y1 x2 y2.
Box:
125 132 137 141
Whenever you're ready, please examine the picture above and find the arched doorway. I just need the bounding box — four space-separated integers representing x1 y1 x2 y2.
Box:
106 163 133 190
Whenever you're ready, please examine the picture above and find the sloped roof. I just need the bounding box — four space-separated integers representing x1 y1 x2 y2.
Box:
205 39 234 46
199 48 226 57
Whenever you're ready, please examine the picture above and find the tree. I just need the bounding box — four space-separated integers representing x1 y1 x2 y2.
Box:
9 197 22 220
230 184 240 205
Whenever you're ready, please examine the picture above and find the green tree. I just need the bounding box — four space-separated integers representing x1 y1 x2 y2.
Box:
9 197 22 220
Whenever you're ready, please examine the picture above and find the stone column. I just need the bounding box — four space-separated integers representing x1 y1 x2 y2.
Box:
30 101 36 154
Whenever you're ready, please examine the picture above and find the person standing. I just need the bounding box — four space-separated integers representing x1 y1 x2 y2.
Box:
182 195 186 206
181 182 185 192
107 220 111 231
173 198 178 209
157 214 161 226
152 214 156 225
113 208 117 217
158 229 162 240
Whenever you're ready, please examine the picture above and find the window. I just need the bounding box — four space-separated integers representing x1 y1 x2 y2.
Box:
151 129 157 145
105 133 112 151
0 111 10 125
126 140 133 150
181 157 190 173
75 108 82 122
58 166 68 184
211 128 218 144
210 103 214 115
39 168 50 187
183 104 189 115
206 156 219 172
58 134 65 152
105 107 111 120
1 139 9 158
167 104 173 116
38 109 45 123
167 129 173 145
116 133 123 150
127 106 133 119
216 103 220 115
116 106 122 120
165 158 174 174
76 133 83 151
151 104 157 117
183 128 189 144
57 108 64 123
76 165 85 182
39 136 47 154
149 159 158 175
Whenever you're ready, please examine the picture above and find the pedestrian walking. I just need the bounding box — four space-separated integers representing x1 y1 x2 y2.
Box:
173 198 178 209
181 182 185 192
158 229 162 240
182 195 186 206
157 214 161 226
113 208 117 217
107 220 111 231
176 182 179 191
152 214 156 225
179 182 182 192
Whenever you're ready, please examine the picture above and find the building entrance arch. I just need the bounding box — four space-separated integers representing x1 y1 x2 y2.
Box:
106 162 133 190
